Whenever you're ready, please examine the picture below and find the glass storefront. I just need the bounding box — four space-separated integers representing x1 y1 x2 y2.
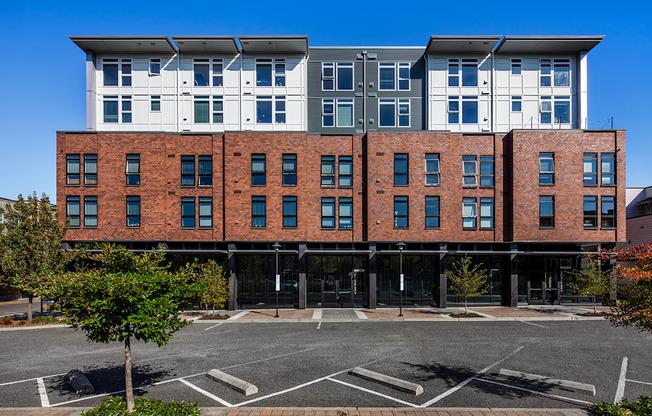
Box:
377 255 437 306
237 254 299 307
307 255 368 307
446 255 504 304
518 256 587 304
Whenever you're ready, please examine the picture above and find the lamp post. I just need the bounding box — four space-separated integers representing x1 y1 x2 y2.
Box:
273 242 281 318
397 242 406 317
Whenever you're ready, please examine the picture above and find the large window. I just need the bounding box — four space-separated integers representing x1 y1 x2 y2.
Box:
448 59 459 86
336 63 354 91
425 154 440 186
321 156 335 187
602 196 616 228
283 196 297 228
394 196 409 228
181 156 195 186
539 153 554 185
461 59 478 86
541 59 571 87
126 196 140 227
339 198 353 228
463 155 477 187
554 96 570 124
479 198 494 229
394 153 409 186
321 197 335 228
66 196 80 228
379 62 410 91
251 154 266 186
84 196 97 228
194 60 210 86
256 96 272 123
379 99 410 127
66 154 80 185
252 196 266 228
84 154 97 186
339 156 353 187
462 197 477 229
126 154 140 186
425 196 440 228
336 99 353 127
282 154 297 186
181 197 195 228
256 60 272 86
540 196 554 228
583 196 598 228
102 59 131 87
198 156 212 187
479 156 494 187
601 153 616 185
103 96 119 123
194 96 209 123
583 153 598 185
199 197 212 228
462 97 478 124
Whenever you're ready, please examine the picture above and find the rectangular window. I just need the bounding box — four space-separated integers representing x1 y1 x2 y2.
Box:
149 59 161 75
480 197 494 229
339 156 353 187
539 153 554 185
339 197 353 228
336 99 353 127
199 197 213 227
398 99 410 127
554 61 570 86
540 96 552 124
121 96 132 123
321 197 335 228
151 95 161 112
322 99 334 127
463 155 477 187
511 59 521 75
84 154 97 186
282 154 297 186
601 153 616 185
321 155 335 187
540 60 551 87
337 63 354 91
84 196 97 228
394 196 409 228
379 63 395 90
425 196 440 228
462 197 477 229
274 62 286 86
213 96 223 123
198 156 212 187
539 196 554 228
103 96 118 123
322 62 334 90
194 96 209 123
511 96 522 112
448 60 459 87
283 196 297 228
584 196 598 228
379 99 396 127
554 96 570 124
601 196 616 228
425 154 440 186
181 155 195 187
103 60 118 86
121 61 132 86
398 63 410 90
394 153 409 186
256 96 272 123
181 197 195 228
251 154 266 186
126 154 140 186
126 196 140 227
252 196 266 228
275 96 286 124
583 153 598 185
480 156 494 187
256 60 272 86
194 60 209 86
462 97 478 124
66 154 80 185
212 62 223 87
448 96 459 124
462 59 478 86
66 196 80 228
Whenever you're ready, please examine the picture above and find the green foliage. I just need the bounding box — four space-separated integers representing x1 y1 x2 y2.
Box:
81 397 200 416
592 395 652 416
445 254 488 314
197 260 229 312
570 255 613 313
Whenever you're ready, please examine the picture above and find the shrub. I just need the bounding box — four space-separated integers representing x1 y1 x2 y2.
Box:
592 395 652 416
82 397 201 416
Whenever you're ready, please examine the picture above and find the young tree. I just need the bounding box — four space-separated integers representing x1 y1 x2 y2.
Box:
570 255 613 314
0 193 68 321
445 254 488 315
48 244 204 412
197 259 229 314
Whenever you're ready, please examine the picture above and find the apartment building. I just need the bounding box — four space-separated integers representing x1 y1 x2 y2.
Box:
58 35 625 309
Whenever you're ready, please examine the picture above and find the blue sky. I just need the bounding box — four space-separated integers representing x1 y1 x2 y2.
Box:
1 0 650 203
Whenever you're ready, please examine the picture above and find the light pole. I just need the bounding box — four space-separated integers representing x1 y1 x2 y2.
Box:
397 242 406 317
273 242 281 318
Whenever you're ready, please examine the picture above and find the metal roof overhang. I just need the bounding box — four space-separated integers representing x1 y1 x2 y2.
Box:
494 36 604 55
425 36 502 55
171 36 240 54
69 36 177 54
238 36 308 55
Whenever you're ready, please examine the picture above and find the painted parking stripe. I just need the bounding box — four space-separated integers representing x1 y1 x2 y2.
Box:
614 357 628 404
36 378 50 407
312 309 322 320
476 378 594 406
0 373 67 387
179 378 233 407
326 377 418 408
520 320 547 328
228 311 249 320
204 321 226 331
626 379 652 386
317 322 322 329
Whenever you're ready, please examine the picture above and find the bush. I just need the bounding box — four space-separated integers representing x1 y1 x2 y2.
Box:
35 316 59 324
592 396 652 416
82 397 201 416
46 302 61 312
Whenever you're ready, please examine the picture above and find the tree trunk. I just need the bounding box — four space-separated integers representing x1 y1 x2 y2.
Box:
124 335 134 412
464 297 468 315
593 295 597 314
27 296 33 322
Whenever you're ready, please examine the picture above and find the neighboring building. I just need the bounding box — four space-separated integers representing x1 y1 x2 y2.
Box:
619 187 652 250
58 35 625 309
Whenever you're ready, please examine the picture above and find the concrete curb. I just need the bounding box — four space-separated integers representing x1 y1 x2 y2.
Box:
350 367 424 395
206 369 258 396
0 324 68 332
499 369 596 396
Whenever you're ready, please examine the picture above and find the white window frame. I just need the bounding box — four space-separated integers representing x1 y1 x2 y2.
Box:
553 96 571 124
379 63 396 91
149 58 161 76
212 60 224 87
398 99 410 127
553 59 571 87
461 58 478 87
102 58 132 87
398 62 410 91
103 95 119 123
151 95 161 112
379 99 396 127
193 58 210 87
322 98 335 127
540 96 552 124
273 60 286 87
511 96 522 112
448 59 459 87
540 59 552 87
462 198 477 229
121 95 132 123
462 96 478 124
275 96 286 124
336 63 354 91
212 96 224 124
336 99 354 127
447 96 460 124
322 62 335 91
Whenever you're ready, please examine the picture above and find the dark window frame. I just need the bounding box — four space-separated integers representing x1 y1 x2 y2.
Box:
282 154 297 186
479 197 494 230
251 154 266 186
321 155 335 187
252 196 266 228
394 153 409 186
199 197 213 228
479 156 494 188
425 196 440 229
539 152 555 185
425 153 440 186
539 195 555 229
181 197 196 228
583 195 598 229
198 156 212 187
66 154 80 186
321 197 336 229
394 196 409 229
339 156 353 188
181 155 195 187
462 197 477 230
66 196 80 228
583 153 598 186
84 196 98 228
462 155 477 188
339 197 353 229
601 196 616 229
283 196 297 228
126 196 140 228
84 154 97 186
126 154 140 186
601 153 616 186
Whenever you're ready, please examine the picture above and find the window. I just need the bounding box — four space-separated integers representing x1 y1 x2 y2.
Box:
398 63 410 90
275 96 286 124
321 155 335 187
103 60 118 86
394 153 409 186
425 196 440 228
274 61 286 86
126 154 140 186
583 153 598 185
511 59 521 75
84 154 97 186
282 154 297 186
394 196 409 228
252 196 266 228
462 197 477 229
339 156 353 187
379 63 396 90
480 198 494 229
322 99 334 127
212 62 223 87
251 154 266 186
283 196 297 228
480 156 494 187
121 96 132 123
540 60 551 86
151 95 161 112
121 61 132 86
337 63 354 90
463 155 477 187
601 153 616 185
462 59 478 86
602 196 616 228
336 99 354 127
379 99 396 127
425 154 440 186
194 96 209 123
256 96 272 123
126 196 140 227
540 96 552 124
554 96 570 124
339 198 353 228
321 197 335 228
539 153 554 185
66 196 80 228
322 62 334 90
511 96 521 112
199 197 212 227
539 196 554 228
462 96 478 124
181 197 195 228
448 96 459 124
194 60 209 86
181 156 195 186
256 60 272 86
213 97 223 123
84 196 97 227
584 196 598 228
149 59 161 75
66 154 80 185
103 96 118 123
554 60 570 86
196 156 212 187
448 60 459 87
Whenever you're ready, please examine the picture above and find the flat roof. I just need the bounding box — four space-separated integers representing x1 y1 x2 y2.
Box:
238 36 308 54
70 36 177 54
495 36 604 54
171 36 240 54
425 36 502 54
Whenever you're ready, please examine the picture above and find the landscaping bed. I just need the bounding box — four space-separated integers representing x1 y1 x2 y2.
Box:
0 315 62 327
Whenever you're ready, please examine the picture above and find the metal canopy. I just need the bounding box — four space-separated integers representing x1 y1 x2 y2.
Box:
425 36 501 54
70 36 177 54
238 35 308 55
494 36 604 54
171 36 240 54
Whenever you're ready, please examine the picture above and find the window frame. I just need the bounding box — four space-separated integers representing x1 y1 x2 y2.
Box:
394 153 409 186
540 96 552 124
66 196 81 228
181 197 196 228
583 152 598 186
601 196 616 229
321 155 336 187
103 95 119 123
425 153 440 186
336 62 354 91
283 196 297 228
462 96 478 124
425 196 440 229
321 197 336 229
461 59 478 87
479 197 494 230
511 59 522 75
275 96 286 124
125 154 140 186
338 155 353 188
282 154 297 186
181 155 195 187
126 196 140 228
322 62 335 91
199 197 213 228
539 152 555 185
84 154 98 186
336 99 354 127
322 98 335 127
66 154 80 186
448 96 459 124
149 58 161 76
151 95 161 112
83 196 98 228
339 197 353 229
394 196 409 229
583 195 598 229
379 63 396 91
539 195 555 229
198 155 212 187
251 154 266 186
511 96 522 112
479 156 494 188
251 196 266 228
462 197 477 230
448 59 459 87
462 155 477 188
121 95 132 123
601 153 616 186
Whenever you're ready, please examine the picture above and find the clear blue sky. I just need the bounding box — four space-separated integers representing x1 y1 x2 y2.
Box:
1 0 650 203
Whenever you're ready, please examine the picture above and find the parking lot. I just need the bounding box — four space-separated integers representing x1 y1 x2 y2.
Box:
0 318 650 409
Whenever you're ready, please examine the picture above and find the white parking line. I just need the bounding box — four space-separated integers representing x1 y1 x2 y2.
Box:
317 322 322 329
36 378 50 407
204 321 226 331
419 345 524 408
179 378 233 407
519 320 547 328
476 378 594 406
326 377 418 408
614 357 628 404
626 379 652 386
0 372 67 387
229 311 249 320
312 309 322 320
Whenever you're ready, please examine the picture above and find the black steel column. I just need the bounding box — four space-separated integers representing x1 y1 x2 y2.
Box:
298 243 307 309
505 243 518 307
368 243 377 309
227 242 238 310
435 243 447 308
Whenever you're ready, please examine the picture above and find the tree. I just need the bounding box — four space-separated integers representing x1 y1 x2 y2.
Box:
48 244 204 412
570 254 613 314
445 254 488 315
0 193 68 321
197 259 229 314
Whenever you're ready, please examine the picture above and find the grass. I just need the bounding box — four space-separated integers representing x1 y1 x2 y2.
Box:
0 315 61 327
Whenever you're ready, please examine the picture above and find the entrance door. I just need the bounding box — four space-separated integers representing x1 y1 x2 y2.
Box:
321 272 355 307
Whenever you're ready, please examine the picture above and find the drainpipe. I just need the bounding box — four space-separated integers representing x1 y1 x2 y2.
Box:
239 53 243 131
176 52 180 132
490 50 495 132
362 50 367 133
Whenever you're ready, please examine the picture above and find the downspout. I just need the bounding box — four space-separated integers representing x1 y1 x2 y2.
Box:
176 52 180 132
491 50 495 132
239 53 243 131
362 50 367 133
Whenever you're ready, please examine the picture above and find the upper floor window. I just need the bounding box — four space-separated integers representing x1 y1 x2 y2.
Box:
539 196 554 228
425 154 440 186
394 196 409 228
583 196 598 228
449 96 478 124
213 61 223 87
583 153 598 186
425 196 440 228
252 196 266 228
462 197 477 229
251 154 266 186
479 156 494 187
321 197 335 228
103 96 119 123
601 153 616 185
337 63 354 91
181 197 196 228
66 196 80 228
479 197 494 229
511 96 522 112
66 154 80 185
256 96 286 124
321 155 335 187
149 59 161 76
256 59 285 87
283 196 297 228
554 96 570 124
540 60 552 86
339 197 353 228
602 196 616 228
322 63 335 90
379 62 411 91
194 96 223 124
102 59 131 87
121 96 132 123
181 156 195 186
462 155 477 187
282 154 297 186
194 59 210 86
379 99 410 127
539 153 554 185
394 153 409 186
461 59 478 86
198 156 212 187
540 96 552 124
151 95 161 112
84 154 97 186
322 99 354 127
540 59 571 87
84 196 98 228
274 61 286 86
322 99 334 127
199 197 213 228
126 154 140 186
448 59 459 86
339 156 353 187
511 59 521 75
126 196 140 227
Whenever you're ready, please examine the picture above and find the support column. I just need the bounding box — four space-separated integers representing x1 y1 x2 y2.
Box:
435 243 447 308
505 243 518 307
368 243 377 309
227 243 238 310
298 243 307 309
